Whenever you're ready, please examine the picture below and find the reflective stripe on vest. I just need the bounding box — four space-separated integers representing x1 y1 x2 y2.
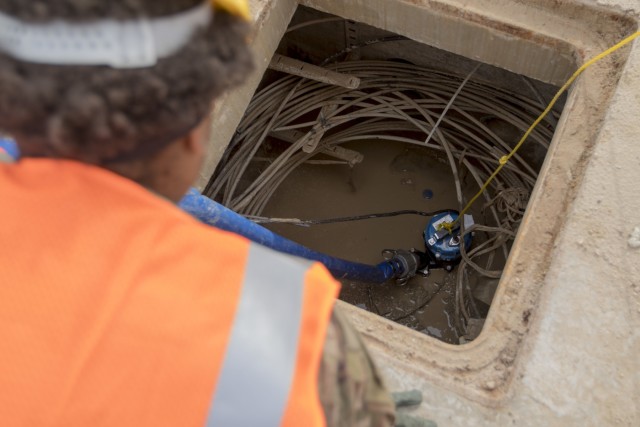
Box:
206 243 313 427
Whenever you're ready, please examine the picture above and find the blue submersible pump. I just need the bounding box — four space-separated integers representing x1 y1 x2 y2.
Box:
423 211 473 272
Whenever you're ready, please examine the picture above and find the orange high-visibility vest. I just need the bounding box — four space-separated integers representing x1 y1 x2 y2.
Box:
0 159 339 427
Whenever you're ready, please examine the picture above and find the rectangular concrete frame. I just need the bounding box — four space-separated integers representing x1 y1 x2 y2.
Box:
199 0 640 424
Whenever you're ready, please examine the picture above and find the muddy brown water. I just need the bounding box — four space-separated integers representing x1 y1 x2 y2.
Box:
261 140 485 344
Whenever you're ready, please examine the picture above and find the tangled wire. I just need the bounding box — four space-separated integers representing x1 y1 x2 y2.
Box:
207 60 557 337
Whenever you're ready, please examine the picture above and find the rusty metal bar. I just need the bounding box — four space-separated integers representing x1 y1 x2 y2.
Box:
268 54 360 89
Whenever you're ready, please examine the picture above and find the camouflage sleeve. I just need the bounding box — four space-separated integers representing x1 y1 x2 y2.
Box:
318 305 396 427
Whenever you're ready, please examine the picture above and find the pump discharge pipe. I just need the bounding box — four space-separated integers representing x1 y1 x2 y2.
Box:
180 188 422 284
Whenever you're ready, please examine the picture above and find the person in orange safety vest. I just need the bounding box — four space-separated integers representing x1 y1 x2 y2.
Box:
0 0 397 426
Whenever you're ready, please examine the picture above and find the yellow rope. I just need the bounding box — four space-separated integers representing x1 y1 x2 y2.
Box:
449 30 640 227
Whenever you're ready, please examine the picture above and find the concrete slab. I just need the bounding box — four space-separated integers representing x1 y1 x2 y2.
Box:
200 0 640 424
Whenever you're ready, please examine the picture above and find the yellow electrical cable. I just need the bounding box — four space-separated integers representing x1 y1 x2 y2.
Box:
447 30 640 228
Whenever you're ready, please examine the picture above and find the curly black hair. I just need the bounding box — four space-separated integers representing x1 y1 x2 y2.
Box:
0 0 254 164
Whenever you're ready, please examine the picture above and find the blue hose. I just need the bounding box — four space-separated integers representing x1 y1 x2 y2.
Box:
179 188 399 283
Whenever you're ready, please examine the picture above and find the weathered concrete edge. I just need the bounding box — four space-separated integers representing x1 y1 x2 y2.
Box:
338 3 640 425
194 0 640 423
196 0 299 190
296 0 636 404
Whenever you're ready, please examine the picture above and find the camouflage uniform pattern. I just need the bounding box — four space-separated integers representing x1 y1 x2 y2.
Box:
318 306 396 427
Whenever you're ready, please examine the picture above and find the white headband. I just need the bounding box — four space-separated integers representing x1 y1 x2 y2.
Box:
0 2 212 69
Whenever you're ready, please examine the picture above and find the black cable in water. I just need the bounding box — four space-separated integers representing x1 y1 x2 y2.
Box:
246 209 452 227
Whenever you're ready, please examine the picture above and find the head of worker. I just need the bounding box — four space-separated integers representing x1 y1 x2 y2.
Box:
0 0 253 202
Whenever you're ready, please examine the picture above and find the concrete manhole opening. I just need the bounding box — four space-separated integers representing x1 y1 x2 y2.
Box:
206 5 568 344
